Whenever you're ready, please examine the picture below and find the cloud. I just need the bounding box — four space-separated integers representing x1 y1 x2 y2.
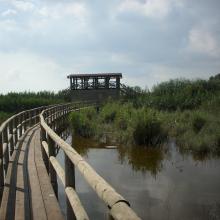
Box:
117 0 182 19
37 2 88 21
11 0 35 12
1 8 17 16
188 28 219 57
0 0 220 93
0 18 19 31
0 51 68 94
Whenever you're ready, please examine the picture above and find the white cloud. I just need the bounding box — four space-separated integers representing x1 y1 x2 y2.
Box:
37 2 88 22
0 18 19 31
11 0 35 12
0 51 68 94
117 0 182 19
1 9 17 16
188 28 219 57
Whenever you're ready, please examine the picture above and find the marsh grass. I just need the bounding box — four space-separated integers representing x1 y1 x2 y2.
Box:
69 98 220 153
69 109 97 138
69 74 220 153
69 102 168 147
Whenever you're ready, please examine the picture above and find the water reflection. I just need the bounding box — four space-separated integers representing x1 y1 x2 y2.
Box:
118 146 165 176
73 134 167 176
57 130 220 220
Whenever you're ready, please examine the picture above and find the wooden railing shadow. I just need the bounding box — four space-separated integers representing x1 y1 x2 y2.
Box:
0 105 50 202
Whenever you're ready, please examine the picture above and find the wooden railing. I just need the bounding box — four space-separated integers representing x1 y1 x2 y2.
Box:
0 102 141 219
0 105 51 203
40 102 141 220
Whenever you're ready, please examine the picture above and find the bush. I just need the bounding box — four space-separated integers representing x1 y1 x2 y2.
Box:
192 114 206 133
69 108 96 138
100 102 119 123
133 109 167 146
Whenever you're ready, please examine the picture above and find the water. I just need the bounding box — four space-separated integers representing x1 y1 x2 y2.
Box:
57 133 220 220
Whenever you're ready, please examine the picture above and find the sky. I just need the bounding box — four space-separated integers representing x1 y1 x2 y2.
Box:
0 0 220 93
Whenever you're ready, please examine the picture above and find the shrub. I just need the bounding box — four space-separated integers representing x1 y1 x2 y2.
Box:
100 102 119 123
69 110 95 138
192 114 206 133
133 109 167 146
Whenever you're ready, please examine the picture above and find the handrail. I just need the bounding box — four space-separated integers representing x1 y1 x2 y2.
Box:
0 101 141 219
0 104 58 204
39 101 141 220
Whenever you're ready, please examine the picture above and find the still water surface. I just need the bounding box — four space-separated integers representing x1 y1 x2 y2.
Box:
57 133 220 220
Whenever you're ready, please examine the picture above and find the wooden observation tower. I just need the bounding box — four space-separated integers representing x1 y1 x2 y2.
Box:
67 73 122 102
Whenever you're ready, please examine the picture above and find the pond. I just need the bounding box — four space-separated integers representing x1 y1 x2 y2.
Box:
56 132 220 220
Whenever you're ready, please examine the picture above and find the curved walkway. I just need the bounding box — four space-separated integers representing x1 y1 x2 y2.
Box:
0 125 64 220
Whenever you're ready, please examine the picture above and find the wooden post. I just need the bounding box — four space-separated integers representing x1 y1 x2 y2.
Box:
51 109 55 131
116 76 120 98
18 115 22 138
21 113 24 134
28 111 32 128
9 120 14 156
3 128 9 173
0 133 4 203
65 148 76 220
105 76 110 88
34 109 38 124
40 125 49 173
30 110 34 127
14 117 18 145
23 112 27 131
48 135 58 197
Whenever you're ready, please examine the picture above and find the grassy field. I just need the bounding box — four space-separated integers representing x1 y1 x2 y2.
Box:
69 74 220 155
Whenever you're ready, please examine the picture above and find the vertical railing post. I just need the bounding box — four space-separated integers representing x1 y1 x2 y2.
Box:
9 120 14 156
65 150 76 220
55 108 58 132
0 133 4 203
30 110 34 127
18 115 22 138
48 135 58 197
34 109 37 125
3 127 9 173
21 113 24 135
36 109 40 124
28 111 32 128
62 106 65 127
53 108 56 131
14 117 18 145
40 124 49 173
23 112 27 132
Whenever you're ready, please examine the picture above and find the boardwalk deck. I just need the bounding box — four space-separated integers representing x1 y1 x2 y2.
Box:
0 126 64 220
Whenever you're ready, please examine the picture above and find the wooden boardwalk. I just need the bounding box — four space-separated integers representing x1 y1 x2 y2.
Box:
0 103 141 220
0 126 63 220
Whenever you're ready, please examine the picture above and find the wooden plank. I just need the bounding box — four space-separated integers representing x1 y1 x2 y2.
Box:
32 128 64 220
15 128 37 220
0 131 26 219
15 146 25 220
28 129 47 220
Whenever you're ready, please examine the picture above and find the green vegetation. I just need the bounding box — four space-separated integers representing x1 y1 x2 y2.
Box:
69 103 168 147
0 90 71 124
69 74 220 155
0 111 11 124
